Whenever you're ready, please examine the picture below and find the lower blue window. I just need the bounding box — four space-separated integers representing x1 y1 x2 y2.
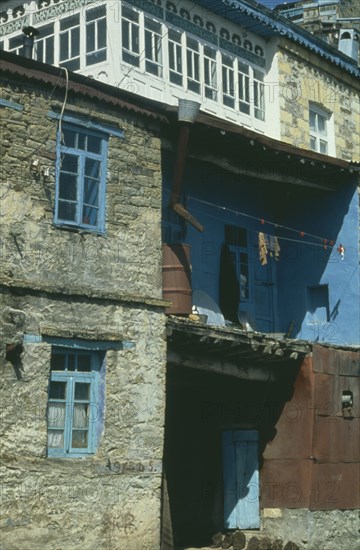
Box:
47 348 102 457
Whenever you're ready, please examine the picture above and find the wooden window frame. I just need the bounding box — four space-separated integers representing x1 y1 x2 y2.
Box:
47 348 102 458
54 122 108 233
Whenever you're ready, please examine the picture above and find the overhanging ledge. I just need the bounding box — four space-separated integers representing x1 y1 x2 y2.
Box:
166 316 311 381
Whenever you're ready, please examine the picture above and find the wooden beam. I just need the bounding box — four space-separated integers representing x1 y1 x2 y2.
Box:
167 350 278 382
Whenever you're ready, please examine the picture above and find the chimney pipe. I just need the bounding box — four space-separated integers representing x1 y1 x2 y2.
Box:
22 26 39 59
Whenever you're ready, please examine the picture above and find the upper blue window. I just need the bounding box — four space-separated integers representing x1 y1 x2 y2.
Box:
47 348 102 457
55 123 108 233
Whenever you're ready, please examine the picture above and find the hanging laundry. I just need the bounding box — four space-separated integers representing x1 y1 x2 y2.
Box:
258 232 268 265
337 244 345 260
268 235 281 260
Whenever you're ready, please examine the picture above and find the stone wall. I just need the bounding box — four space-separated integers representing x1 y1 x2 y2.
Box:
262 508 360 550
1 71 167 549
0 77 163 300
277 40 360 162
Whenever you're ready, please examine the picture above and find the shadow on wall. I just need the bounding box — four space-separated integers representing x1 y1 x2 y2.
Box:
162 150 358 343
164 363 301 548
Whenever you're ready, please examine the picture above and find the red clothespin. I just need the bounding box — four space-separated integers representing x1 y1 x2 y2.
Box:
300 231 304 237
323 238 327 250
260 218 265 225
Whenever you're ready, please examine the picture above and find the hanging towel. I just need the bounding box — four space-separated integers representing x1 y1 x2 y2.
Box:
268 235 281 260
258 232 268 265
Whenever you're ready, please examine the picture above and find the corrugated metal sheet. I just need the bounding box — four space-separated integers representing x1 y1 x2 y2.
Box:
314 372 360 418
261 459 311 508
310 463 360 510
312 345 360 376
312 416 360 463
263 348 360 510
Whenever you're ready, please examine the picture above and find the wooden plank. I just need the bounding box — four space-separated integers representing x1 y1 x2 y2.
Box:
167 350 278 382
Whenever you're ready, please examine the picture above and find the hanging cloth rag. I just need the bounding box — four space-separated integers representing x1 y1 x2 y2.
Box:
258 232 268 265
268 235 281 261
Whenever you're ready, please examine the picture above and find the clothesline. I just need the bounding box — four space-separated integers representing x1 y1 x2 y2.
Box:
188 196 336 246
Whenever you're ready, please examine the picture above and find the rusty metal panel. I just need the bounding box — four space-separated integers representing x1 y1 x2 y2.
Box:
310 463 360 509
261 459 311 508
263 358 314 460
263 409 314 460
314 372 360 418
312 416 360 463
312 345 360 376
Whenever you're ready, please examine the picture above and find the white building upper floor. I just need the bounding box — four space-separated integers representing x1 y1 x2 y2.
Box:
0 0 281 138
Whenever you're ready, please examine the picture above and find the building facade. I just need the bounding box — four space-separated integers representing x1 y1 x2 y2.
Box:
1 1 359 549
1 52 167 549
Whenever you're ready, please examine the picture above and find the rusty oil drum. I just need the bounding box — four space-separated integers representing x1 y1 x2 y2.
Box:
162 244 192 315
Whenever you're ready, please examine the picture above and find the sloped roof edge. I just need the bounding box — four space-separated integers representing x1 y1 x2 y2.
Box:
195 0 360 77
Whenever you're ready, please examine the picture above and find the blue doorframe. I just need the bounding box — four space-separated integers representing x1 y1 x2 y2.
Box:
223 430 260 529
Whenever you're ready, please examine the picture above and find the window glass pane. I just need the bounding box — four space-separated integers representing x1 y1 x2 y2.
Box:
48 403 66 427
86 5 106 22
86 22 95 52
60 32 69 61
320 140 328 153
48 430 64 448
87 135 102 154
45 36 54 65
51 353 66 371
61 58 80 71
123 6 139 22
62 128 77 148
77 355 92 372
68 354 75 371
75 382 90 401
72 430 88 448
59 173 77 201
85 158 100 178
61 153 78 173
73 404 89 428
253 69 264 82
122 20 130 50
98 18 107 50
60 15 80 31
169 29 181 43
58 201 77 222
84 179 99 207
239 62 249 75
38 23 54 38
309 111 316 131
318 115 326 135
49 381 66 400
72 27 80 57
131 26 139 53
82 206 98 226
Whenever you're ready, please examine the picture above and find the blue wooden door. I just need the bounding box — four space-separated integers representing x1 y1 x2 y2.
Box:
223 430 260 529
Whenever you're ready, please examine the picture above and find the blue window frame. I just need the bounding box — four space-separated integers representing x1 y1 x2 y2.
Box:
55 123 108 233
47 348 102 457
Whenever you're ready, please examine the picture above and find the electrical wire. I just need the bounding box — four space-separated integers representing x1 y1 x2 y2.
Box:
58 66 69 145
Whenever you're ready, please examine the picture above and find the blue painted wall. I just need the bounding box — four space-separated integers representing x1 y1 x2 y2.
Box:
162 150 359 345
